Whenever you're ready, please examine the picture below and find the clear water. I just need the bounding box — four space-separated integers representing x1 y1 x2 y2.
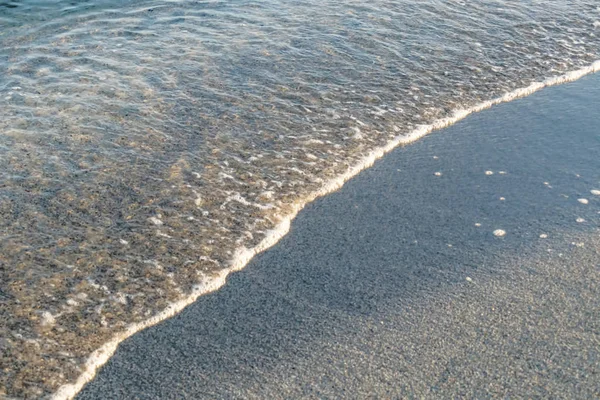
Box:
0 0 598 397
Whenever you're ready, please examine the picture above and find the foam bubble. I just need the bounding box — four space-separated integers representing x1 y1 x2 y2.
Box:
40 311 56 327
576 217 585 223
539 233 548 239
493 229 506 237
578 198 589 204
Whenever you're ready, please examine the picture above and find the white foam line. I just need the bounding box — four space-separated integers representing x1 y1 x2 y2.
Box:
52 60 600 400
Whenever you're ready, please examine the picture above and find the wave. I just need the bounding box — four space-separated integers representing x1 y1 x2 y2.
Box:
52 60 600 400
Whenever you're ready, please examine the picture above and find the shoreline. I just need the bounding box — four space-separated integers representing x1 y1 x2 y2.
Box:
76 68 600 398
54 62 600 399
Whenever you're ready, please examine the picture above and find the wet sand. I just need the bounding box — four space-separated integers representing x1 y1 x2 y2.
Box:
76 74 599 398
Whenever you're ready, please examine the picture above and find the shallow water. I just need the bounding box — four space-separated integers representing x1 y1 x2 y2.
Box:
0 0 599 397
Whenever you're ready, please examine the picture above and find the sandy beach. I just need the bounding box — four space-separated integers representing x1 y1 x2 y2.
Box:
3 1 600 397
73 73 600 398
